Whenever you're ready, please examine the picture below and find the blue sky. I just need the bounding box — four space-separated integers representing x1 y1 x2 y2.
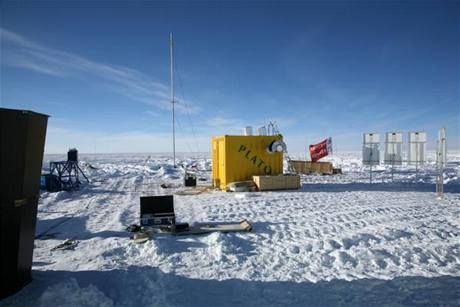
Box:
1 0 458 154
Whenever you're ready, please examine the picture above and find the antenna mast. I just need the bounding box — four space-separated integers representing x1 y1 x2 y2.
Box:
170 33 176 168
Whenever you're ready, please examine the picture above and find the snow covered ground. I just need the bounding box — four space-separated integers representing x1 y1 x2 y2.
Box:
2 151 460 306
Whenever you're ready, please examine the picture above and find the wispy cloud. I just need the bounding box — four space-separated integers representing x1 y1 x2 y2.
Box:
205 116 297 132
1 27 199 113
44 125 210 154
205 117 245 131
145 110 160 117
270 117 298 129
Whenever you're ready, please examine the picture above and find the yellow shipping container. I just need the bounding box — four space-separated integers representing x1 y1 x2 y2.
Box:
212 135 284 190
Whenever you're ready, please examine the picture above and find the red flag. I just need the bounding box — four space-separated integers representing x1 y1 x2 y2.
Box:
309 138 332 162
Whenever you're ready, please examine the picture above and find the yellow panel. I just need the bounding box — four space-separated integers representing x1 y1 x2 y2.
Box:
212 136 222 188
212 135 283 190
219 138 226 188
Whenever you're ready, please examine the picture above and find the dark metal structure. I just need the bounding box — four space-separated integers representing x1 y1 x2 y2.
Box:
0 108 49 299
48 150 89 191
67 148 78 162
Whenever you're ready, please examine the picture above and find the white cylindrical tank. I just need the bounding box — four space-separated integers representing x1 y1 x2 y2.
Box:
244 126 253 136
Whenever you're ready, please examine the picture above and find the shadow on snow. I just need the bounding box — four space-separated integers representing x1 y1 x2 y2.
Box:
3 267 460 306
299 182 459 193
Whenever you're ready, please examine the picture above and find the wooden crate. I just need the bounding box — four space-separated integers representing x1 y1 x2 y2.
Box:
253 175 300 191
288 160 308 174
289 160 333 175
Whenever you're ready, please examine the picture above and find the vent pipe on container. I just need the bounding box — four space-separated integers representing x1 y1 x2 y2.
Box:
244 126 253 136
258 126 267 136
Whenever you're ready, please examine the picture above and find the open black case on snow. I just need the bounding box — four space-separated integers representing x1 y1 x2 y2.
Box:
140 195 175 227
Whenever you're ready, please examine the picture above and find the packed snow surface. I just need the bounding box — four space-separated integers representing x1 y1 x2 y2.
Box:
2 152 460 306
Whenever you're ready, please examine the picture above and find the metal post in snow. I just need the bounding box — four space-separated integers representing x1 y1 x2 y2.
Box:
369 150 373 184
391 153 395 183
436 150 443 199
436 127 446 199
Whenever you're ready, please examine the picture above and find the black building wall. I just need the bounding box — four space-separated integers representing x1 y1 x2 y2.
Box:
0 108 49 299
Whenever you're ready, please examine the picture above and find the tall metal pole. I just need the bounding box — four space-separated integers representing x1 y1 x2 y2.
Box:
436 144 443 199
170 33 176 168
415 140 418 179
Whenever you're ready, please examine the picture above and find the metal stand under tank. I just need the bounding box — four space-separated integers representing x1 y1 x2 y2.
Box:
48 148 89 191
48 160 89 191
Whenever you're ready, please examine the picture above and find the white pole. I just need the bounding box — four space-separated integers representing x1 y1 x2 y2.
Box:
437 127 446 199
391 149 395 182
369 149 373 184
170 33 176 168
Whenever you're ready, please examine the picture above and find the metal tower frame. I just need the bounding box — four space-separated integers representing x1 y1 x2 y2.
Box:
49 161 89 191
